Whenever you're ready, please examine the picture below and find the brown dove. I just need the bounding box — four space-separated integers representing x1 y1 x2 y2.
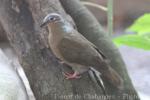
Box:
40 13 123 90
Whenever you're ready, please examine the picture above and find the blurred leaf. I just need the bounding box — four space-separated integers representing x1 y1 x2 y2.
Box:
127 13 150 36
113 35 150 50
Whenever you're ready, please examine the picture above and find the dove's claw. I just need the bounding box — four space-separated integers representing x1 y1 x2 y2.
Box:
63 72 81 79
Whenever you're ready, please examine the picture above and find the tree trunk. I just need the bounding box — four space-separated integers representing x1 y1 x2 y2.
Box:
0 0 139 100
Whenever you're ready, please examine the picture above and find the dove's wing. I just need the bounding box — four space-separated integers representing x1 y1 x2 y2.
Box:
58 30 107 68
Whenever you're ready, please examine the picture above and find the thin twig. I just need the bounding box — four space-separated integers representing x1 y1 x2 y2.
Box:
81 1 107 12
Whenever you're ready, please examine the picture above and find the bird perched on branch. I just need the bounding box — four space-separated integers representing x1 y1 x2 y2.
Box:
40 13 123 90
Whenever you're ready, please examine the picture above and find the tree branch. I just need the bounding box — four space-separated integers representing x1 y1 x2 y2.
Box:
59 0 140 100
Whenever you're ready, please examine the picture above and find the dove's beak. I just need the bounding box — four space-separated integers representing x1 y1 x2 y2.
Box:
40 20 49 28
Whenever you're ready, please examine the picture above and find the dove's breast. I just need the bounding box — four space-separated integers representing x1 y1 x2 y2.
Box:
48 32 66 61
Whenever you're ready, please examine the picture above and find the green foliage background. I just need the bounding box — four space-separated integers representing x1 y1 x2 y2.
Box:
113 13 150 50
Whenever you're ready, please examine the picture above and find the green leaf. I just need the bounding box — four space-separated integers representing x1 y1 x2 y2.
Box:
127 13 150 36
113 35 150 50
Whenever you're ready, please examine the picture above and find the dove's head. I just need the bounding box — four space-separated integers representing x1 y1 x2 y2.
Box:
41 13 73 33
40 13 63 27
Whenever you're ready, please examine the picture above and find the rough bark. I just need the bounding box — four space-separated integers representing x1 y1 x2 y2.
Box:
0 0 139 100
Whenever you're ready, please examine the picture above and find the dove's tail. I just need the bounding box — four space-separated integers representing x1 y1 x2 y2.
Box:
102 67 124 90
89 66 124 92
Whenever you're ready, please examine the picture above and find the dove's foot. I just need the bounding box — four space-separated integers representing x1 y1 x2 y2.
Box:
63 72 81 79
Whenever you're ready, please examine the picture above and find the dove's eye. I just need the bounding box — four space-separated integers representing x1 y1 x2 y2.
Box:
49 17 56 21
